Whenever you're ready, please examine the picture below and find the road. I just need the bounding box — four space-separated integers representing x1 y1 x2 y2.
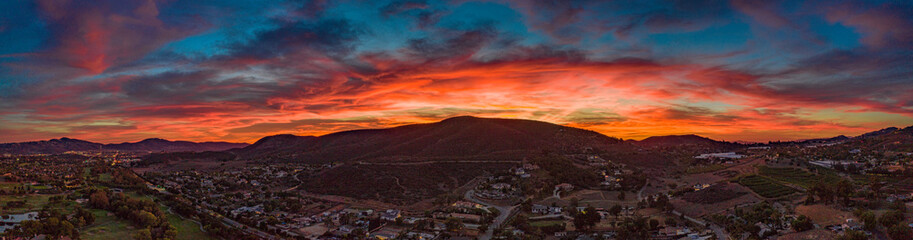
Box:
356 160 522 166
284 171 303 192
671 210 726 240
464 190 517 240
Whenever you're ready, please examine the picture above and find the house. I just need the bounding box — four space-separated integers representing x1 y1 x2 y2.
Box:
693 183 711 191
694 152 744 159
449 213 483 223
404 217 425 225
659 227 691 238
381 209 401 221
843 219 862 231
887 193 912 202
755 222 772 237
491 183 511 190
406 231 437 240
370 228 400 240
549 206 563 214
338 225 358 234
532 204 549 214
452 201 482 209
557 183 574 191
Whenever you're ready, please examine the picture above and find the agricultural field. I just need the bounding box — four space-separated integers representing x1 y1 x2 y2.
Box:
795 204 853 226
737 175 797 198
757 166 840 188
681 183 747 204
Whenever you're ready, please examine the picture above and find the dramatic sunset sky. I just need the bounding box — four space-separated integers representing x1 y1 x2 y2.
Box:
1 0 912 143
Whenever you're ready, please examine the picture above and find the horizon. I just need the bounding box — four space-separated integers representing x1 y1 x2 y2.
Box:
2 0 913 143
2 115 908 144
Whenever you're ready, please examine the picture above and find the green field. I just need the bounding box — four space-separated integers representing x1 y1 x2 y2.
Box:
738 175 797 198
80 199 214 240
758 166 843 188
82 209 136 240
0 194 53 214
0 182 22 190
166 211 211 240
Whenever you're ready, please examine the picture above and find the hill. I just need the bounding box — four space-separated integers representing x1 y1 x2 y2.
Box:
233 116 629 163
0 137 103 154
106 138 248 152
0 138 248 154
634 134 740 148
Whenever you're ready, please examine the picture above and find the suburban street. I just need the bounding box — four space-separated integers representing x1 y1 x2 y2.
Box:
465 190 518 240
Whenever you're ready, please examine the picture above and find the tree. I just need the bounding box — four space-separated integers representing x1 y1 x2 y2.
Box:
89 191 109 209
889 224 913 240
445 217 463 231
136 210 158 227
791 215 814 232
835 179 854 205
648 219 660 230
839 230 867 240
59 220 75 237
609 205 622 218
859 211 877 230
618 191 626 200
870 180 884 199
134 228 153 240
880 210 905 228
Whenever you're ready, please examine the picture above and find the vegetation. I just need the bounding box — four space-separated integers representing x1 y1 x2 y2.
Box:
530 154 602 188
737 175 797 198
791 215 814 232
685 164 726 174
87 189 178 240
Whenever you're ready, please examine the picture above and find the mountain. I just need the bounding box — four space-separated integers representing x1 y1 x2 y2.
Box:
106 138 249 152
799 135 850 144
858 127 899 138
233 116 629 163
634 134 740 148
0 137 104 154
0 138 248 154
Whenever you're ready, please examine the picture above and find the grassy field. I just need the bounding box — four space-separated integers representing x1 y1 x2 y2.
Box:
98 173 112 182
80 201 213 240
686 164 727 174
0 194 52 214
168 214 210 240
738 175 797 198
82 209 135 240
0 182 23 191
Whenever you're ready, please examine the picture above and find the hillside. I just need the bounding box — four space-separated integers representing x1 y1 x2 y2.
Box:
634 134 740 148
233 116 629 163
0 138 248 154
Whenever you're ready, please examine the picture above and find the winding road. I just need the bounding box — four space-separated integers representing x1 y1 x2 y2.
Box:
464 190 517 240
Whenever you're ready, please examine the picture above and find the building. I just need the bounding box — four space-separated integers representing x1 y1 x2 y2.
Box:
381 209 401 221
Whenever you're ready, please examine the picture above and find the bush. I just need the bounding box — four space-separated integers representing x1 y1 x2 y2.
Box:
791 215 814 232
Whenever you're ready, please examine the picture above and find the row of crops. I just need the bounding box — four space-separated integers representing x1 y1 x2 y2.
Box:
738 175 797 198
758 166 843 188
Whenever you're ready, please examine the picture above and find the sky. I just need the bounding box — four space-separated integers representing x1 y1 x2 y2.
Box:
1 0 912 144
